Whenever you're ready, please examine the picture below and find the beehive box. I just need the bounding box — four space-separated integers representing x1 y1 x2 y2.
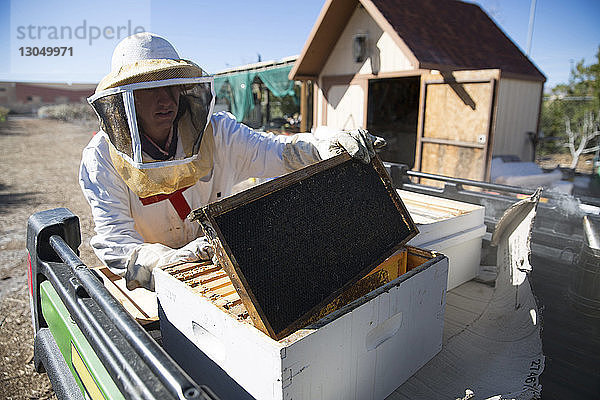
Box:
189 153 418 340
399 190 486 290
155 247 448 400
156 154 447 399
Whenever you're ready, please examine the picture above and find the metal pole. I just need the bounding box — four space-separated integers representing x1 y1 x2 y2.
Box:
526 0 537 56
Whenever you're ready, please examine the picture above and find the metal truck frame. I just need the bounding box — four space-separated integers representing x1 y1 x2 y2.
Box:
27 208 220 400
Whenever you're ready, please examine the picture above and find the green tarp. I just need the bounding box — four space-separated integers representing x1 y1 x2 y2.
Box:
214 64 297 122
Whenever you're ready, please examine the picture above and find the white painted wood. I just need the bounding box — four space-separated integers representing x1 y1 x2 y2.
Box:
493 79 543 162
431 234 485 291
376 31 416 74
326 84 364 130
399 190 486 290
321 6 414 76
155 268 285 400
316 82 324 127
155 252 448 400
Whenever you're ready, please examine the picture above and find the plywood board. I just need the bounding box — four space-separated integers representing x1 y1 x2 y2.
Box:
423 82 493 142
95 267 158 325
420 142 485 181
189 153 418 340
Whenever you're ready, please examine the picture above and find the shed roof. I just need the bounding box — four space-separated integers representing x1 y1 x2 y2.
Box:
213 56 297 76
290 0 545 82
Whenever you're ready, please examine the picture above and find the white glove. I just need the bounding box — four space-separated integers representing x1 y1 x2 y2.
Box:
169 237 215 263
281 129 386 171
317 128 386 164
281 132 323 171
124 237 214 291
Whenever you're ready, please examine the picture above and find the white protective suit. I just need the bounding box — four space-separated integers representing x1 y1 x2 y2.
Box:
80 111 326 290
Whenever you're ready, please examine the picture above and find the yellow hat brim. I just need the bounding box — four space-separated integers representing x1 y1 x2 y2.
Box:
96 59 204 93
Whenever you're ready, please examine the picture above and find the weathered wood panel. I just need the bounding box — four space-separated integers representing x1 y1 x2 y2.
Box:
96 267 158 325
420 142 486 182
423 82 493 143
416 70 497 182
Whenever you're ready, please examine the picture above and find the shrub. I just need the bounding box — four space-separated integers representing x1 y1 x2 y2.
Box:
37 103 96 122
0 106 9 122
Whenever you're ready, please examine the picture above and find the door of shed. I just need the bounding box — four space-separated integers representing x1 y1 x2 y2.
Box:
155 248 448 400
415 71 498 184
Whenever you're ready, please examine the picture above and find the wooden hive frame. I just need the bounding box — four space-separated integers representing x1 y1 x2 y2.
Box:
189 153 418 340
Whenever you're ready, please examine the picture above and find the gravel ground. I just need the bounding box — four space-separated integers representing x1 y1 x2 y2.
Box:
0 117 98 399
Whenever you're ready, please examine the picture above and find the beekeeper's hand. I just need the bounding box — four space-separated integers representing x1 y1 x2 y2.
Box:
170 237 215 262
319 128 386 163
124 237 215 291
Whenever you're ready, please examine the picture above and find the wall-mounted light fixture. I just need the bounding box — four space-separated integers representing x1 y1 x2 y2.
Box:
353 33 368 63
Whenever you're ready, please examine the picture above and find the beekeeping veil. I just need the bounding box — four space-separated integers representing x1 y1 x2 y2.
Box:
88 32 215 198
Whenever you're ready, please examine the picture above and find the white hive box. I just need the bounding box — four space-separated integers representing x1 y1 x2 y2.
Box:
155 248 448 400
398 190 486 290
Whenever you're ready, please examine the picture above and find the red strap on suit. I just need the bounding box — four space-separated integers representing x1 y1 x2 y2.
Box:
139 186 192 220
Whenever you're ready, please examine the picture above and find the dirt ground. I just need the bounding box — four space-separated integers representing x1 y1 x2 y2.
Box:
0 117 98 399
537 153 597 174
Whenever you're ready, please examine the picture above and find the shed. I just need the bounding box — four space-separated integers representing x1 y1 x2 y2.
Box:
290 0 546 182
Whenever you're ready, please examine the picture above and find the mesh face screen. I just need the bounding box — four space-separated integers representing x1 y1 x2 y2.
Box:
178 83 212 155
213 159 412 336
91 94 133 158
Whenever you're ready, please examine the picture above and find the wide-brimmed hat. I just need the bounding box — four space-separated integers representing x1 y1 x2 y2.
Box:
96 32 204 92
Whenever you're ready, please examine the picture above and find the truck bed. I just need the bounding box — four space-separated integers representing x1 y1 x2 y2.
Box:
27 164 600 399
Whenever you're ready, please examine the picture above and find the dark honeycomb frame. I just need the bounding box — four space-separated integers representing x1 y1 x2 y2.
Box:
189 153 418 340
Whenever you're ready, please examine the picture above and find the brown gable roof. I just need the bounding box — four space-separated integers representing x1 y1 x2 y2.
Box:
370 0 545 80
291 0 545 81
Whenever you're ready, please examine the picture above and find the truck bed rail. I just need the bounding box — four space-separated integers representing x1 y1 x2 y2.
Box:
385 163 596 262
27 208 220 400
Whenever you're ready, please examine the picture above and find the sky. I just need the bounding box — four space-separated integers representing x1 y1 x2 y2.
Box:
0 0 598 90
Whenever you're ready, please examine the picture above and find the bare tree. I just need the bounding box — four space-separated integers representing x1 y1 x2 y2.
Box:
563 110 600 169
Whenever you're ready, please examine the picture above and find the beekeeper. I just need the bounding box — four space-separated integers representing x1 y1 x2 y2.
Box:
80 32 384 291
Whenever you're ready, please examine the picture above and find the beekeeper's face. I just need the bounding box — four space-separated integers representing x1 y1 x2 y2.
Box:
134 85 180 143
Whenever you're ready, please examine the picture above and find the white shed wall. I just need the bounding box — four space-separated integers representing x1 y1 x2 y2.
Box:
326 84 364 130
492 78 543 161
321 6 414 77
